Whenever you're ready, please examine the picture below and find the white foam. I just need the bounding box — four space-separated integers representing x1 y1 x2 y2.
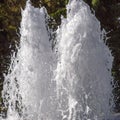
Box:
2 1 55 120
55 0 113 119
1 0 114 120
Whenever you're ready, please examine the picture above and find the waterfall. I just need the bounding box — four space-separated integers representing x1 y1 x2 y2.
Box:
1 0 114 120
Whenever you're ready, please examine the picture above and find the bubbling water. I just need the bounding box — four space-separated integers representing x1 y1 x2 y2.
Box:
1 0 114 120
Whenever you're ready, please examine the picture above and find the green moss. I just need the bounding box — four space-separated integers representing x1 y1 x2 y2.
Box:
8 25 16 31
92 0 100 9
65 0 69 4
50 8 66 23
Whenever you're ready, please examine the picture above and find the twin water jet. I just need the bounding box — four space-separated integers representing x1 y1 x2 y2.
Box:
1 0 115 120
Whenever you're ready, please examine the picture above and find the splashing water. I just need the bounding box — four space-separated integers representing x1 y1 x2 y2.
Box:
55 0 113 119
1 1 56 120
1 0 114 120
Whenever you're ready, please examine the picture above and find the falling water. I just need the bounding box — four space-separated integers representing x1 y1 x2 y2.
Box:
1 0 114 120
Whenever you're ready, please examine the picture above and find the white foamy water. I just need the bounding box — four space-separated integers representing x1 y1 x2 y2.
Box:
1 0 114 120
1 1 56 120
55 0 113 119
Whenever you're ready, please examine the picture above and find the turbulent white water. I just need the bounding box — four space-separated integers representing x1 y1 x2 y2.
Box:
1 1 56 120
55 0 113 120
1 0 114 120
